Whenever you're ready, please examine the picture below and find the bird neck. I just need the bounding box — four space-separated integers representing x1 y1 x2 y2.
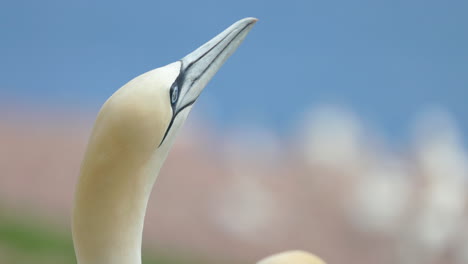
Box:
72 126 174 264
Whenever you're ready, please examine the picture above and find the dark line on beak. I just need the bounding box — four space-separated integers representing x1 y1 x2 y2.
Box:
184 31 231 71
188 21 254 87
158 20 255 148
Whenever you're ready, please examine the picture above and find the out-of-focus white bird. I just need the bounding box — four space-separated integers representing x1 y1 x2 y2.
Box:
399 108 468 264
301 105 364 170
454 226 468 264
348 157 411 235
71 17 325 264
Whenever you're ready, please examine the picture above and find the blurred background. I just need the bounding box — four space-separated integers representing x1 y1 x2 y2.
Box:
1 1 468 264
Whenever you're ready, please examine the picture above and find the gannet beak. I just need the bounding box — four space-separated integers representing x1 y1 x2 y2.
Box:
173 17 258 113
158 17 257 147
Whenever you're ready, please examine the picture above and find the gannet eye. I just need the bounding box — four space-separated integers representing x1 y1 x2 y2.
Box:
171 84 179 104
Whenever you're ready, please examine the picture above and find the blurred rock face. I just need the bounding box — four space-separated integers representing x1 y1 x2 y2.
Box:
1 105 467 264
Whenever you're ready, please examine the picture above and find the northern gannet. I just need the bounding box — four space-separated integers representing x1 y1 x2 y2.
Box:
72 17 325 264
257 250 326 264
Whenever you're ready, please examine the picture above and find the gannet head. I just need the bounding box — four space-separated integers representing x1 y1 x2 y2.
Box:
73 19 256 264
257 251 326 264
94 17 257 159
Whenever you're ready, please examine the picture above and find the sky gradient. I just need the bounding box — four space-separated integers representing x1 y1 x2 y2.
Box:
1 0 467 145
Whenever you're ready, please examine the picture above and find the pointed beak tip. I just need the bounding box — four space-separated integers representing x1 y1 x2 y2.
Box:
244 17 259 24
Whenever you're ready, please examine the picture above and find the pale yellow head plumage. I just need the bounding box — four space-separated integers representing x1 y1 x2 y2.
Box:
88 62 179 159
72 18 257 264
257 251 326 264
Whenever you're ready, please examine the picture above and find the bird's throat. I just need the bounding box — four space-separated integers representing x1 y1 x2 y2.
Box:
72 125 172 264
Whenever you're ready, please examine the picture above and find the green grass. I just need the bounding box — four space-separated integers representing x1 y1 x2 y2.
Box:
0 209 208 264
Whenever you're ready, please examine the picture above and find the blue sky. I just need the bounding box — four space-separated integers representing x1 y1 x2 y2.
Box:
1 0 467 145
